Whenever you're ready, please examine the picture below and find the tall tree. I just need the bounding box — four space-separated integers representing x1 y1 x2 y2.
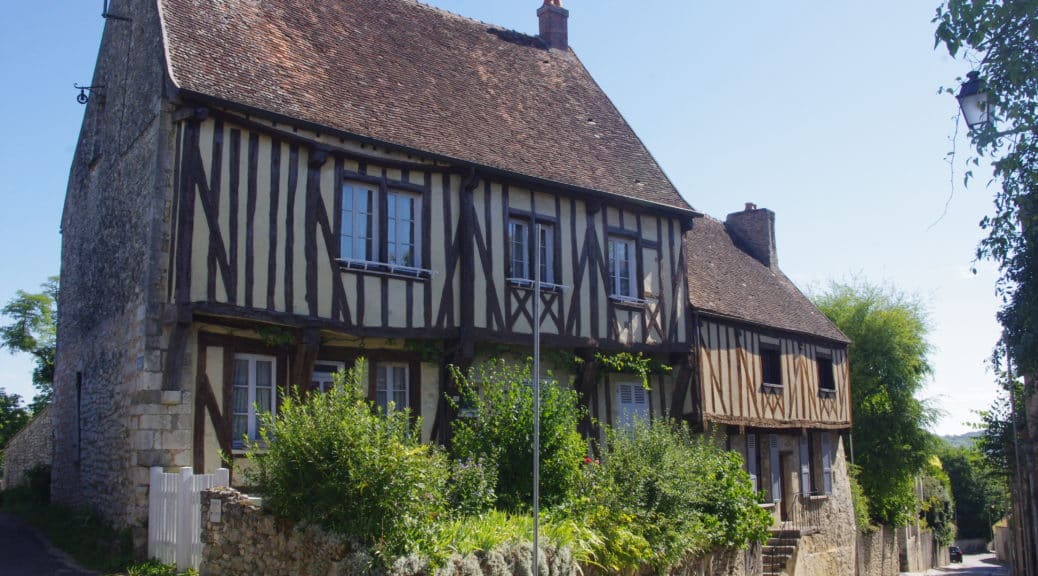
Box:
934 0 1038 374
939 440 1009 540
0 277 58 413
814 281 937 526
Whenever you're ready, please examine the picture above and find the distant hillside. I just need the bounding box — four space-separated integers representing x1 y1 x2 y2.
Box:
941 431 982 449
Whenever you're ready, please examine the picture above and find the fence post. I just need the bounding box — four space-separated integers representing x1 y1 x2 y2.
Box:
148 467 162 560
215 467 229 487
175 466 193 571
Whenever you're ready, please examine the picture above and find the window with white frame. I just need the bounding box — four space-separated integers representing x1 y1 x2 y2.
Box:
607 236 636 298
508 219 554 284
616 381 648 431
339 182 423 270
231 354 276 449
311 361 345 393
341 183 377 261
376 363 409 412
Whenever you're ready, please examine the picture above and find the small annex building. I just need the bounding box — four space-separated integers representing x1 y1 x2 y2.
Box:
684 204 856 575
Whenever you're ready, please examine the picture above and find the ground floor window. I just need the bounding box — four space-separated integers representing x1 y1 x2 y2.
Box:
231 354 276 449
311 361 345 393
376 363 409 412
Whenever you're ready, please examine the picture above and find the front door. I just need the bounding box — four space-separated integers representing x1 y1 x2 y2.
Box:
779 451 794 522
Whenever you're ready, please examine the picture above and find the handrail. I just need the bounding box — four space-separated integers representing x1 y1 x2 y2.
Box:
780 492 825 534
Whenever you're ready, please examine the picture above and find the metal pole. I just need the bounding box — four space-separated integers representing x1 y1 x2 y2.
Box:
532 222 542 576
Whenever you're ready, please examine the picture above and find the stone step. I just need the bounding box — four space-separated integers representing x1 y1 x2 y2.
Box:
766 537 799 545
768 529 802 539
763 545 796 555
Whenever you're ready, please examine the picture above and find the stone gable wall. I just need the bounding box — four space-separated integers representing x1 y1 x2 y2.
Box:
52 0 182 551
200 488 755 576
1 406 53 489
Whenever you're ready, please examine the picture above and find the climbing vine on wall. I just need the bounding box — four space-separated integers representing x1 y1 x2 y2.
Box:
594 351 671 389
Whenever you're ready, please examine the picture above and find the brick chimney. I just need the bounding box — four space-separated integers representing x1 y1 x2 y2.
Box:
726 202 778 269
538 0 569 50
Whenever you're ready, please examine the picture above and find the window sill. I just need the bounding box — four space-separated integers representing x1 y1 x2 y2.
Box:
808 493 830 501
818 389 837 399
507 278 566 293
761 383 784 395
336 259 432 280
609 294 656 309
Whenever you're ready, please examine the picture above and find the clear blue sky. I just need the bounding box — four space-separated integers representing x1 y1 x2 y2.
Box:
0 1 1000 435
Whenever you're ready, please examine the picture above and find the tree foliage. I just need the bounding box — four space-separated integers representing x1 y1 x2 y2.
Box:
939 440 1009 540
934 0 1038 374
0 388 30 476
814 281 937 526
0 277 58 413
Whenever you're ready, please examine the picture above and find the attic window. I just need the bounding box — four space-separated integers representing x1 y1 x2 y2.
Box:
760 343 782 390
817 355 836 394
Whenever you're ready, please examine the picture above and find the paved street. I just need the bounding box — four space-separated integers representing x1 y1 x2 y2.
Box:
0 512 95 576
904 552 1010 576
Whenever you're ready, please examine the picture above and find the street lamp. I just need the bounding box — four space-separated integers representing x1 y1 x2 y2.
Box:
957 71 990 130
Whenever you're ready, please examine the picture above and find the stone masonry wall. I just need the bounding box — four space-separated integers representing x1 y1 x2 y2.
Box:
855 527 898 576
790 436 856 576
200 488 753 576
52 0 182 550
1 406 53 489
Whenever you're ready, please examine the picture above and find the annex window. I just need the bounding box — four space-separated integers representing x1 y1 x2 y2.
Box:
311 361 345 393
760 343 783 388
376 363 409 412
616 381 649 431
508 219 555 284
607 237 636 298
231 354 276 450
816 355 836 393
339 182 426 275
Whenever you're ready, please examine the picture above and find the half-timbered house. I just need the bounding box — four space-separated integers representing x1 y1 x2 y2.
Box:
52 0 695 535
683 204 856 572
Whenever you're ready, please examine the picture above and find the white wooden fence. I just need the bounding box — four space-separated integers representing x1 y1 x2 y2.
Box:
148 466 230 571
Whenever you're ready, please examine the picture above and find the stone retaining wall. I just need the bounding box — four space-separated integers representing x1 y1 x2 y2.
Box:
1 406 52 490
200 488 753 576
855 526 898 576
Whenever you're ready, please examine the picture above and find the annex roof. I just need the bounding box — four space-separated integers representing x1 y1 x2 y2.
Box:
157 0 692 212
686 216 850 344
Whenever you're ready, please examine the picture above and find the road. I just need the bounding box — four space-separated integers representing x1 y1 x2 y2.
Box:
907 552 1010 576
0 512 96 576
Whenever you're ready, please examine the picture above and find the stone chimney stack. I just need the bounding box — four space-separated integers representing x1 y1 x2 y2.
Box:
538 0 569 50
725 202 778 269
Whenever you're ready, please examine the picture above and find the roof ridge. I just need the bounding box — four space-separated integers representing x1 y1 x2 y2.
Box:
406 0 541 40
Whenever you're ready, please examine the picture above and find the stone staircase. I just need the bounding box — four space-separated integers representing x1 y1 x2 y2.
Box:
762 529 802 576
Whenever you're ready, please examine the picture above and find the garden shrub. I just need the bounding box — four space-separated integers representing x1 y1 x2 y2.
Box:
575 419 772 571
447 457 497 517
449 360 587 511
249 360 449 563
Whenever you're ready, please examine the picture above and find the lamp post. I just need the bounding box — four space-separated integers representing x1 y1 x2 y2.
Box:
956 71 990 130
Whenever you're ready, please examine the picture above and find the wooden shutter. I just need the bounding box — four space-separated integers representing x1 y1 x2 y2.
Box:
769 434 780 503
799 434 811 495
746 434 759 492
617 382 649 430
821 432 833 494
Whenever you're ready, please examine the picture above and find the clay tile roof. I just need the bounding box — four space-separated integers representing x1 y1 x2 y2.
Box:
686 216 849 343
157 0 692 212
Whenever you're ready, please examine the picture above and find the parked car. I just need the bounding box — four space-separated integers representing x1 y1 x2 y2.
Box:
949 546 963 563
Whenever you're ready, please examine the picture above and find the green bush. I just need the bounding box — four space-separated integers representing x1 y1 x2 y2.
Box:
449 360 587 511
447 458 497 517
573 420 772 571
848 464 873 532
249 360 449 563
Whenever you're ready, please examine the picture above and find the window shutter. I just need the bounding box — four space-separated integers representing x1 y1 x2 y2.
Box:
799 434 811 495
746 434 759 491
617 383 648 430
821 432 833 495
769 434 780 503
